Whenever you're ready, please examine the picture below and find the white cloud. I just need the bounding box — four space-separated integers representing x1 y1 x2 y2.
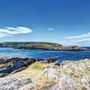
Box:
0 27 32 38
0 33 9 38
64 32 90 39
72 38 90 43
48 28 55 31
64 32 90 46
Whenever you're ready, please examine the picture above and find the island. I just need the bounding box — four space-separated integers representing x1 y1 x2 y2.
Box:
0 42 89 51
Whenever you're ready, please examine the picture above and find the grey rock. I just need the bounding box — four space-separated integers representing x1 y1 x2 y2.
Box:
0 77 33 90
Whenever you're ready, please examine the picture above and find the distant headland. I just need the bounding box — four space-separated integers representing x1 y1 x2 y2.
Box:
0 42 89 51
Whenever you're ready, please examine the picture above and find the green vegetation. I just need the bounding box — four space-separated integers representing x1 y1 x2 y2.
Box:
32 62 47 70
0 42 63 50
0 42 88 51
32 65 46 70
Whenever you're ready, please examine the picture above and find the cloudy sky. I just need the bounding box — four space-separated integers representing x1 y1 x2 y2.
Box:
0 0 90 46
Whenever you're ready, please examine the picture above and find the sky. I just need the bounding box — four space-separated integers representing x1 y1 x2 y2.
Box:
0 0 90 46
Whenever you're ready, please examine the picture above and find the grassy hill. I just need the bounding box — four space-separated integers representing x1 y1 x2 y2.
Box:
0 42 63 50
0 42 88 51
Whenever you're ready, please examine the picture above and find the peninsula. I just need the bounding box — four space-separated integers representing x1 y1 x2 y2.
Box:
0 42 89 51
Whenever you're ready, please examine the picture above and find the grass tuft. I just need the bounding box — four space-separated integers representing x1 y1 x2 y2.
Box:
32 65 46 70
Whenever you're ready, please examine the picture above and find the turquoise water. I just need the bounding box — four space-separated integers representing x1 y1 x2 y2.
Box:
0 47 90 62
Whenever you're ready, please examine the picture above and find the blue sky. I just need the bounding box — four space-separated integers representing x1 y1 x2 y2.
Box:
0 0 90 46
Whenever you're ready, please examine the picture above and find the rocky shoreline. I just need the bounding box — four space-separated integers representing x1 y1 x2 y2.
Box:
0 57 56 77
0 57 90 90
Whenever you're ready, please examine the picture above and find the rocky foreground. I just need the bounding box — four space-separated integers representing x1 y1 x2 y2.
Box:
0 58 90 90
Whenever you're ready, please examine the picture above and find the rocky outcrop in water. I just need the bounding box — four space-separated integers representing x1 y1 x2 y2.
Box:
0 57 44 77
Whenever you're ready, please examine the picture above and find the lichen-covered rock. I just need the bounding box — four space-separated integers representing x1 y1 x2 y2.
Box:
0 77 33 90
43 68 58 80
0 59 90 90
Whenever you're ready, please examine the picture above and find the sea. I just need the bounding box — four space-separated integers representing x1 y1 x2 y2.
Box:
0 47 90 62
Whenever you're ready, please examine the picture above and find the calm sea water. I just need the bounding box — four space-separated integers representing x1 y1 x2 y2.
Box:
0 47 90 62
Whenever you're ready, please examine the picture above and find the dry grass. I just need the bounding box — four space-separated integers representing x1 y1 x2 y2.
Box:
35 75 57 90
11 62 48 80
19 75 57 90
0 63 8 68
